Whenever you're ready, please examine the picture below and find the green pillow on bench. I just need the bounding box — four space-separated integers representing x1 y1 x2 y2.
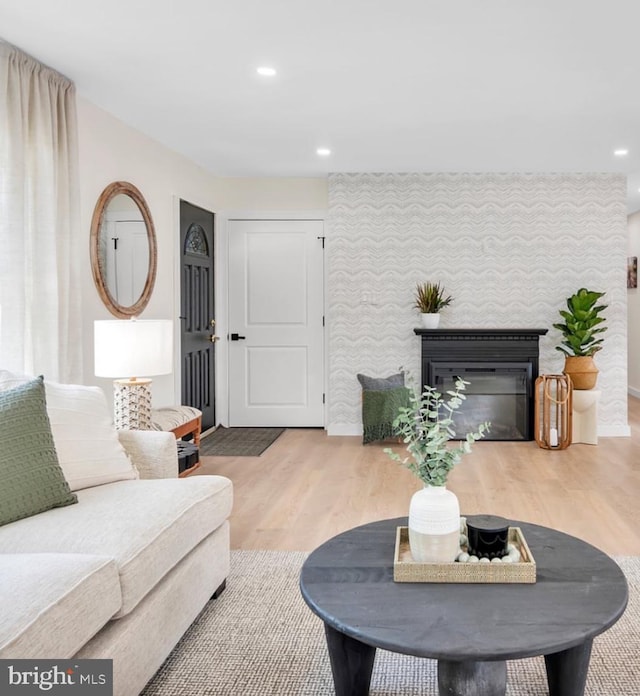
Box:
357 372 410 445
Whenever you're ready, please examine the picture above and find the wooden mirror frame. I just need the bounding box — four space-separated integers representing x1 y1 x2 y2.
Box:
90 181 158 318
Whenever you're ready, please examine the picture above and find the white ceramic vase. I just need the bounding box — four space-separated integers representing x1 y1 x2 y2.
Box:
420 313 440 329
408 485 460 563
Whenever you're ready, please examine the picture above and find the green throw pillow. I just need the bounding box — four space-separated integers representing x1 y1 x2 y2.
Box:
0 376 77 526
361 386 411 445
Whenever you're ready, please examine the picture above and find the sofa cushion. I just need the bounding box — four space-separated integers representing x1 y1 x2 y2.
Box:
0 377 78 526
0 370 138 491
117 430 178 479
0 370 29 391
0 553 121 658
0 476 233 617
44 380 138 491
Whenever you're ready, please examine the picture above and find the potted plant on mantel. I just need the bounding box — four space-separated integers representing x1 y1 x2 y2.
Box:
414 281 452 329
384 377 489 563
553 288 607 390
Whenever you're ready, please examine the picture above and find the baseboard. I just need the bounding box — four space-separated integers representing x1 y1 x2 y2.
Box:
327 423 631 438
327 424 362 437
598 424 631 437
628 386 640 399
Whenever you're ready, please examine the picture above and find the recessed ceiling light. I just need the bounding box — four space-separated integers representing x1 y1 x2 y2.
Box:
317 148 331 157
614 148 629 157
256 66 276 77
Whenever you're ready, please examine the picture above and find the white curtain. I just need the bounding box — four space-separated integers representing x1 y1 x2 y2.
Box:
0 40 82 382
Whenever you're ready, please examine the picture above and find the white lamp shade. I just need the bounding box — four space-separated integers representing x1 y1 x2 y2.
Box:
95 319 173 378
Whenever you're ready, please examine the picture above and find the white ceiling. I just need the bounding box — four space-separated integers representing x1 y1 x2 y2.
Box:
2 0 640 210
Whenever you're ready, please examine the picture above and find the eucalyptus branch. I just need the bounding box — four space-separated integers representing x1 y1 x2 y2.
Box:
384 376 489 487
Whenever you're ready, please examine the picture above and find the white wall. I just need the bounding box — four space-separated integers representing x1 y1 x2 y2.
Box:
78 97 220 407
75 102 631 435
327 173 629 437
216 177 327 212
628 210 640 395
77 96 327 411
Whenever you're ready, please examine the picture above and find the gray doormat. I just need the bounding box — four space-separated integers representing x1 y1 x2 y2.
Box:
199 426 285 457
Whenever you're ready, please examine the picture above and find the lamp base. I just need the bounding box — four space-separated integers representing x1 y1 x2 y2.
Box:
113 379 153 430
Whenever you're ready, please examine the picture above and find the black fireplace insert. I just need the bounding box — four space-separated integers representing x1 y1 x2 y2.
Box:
432 362 531 441
415 329 548 441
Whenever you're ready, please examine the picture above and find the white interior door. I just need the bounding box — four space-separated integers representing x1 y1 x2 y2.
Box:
228 219 324 427
104 217 148 307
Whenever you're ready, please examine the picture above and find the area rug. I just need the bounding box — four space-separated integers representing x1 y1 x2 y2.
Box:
199 427 285 456
142 552 639 695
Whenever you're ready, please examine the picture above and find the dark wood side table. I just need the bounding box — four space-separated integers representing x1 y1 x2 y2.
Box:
300 517 628 696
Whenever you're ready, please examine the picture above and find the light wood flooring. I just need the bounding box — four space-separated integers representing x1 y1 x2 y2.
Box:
197 398 640 556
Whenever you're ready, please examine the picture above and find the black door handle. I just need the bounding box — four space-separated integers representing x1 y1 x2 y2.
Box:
230 333 246 341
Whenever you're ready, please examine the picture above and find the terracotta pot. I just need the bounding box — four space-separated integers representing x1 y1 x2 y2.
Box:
563 355 599 390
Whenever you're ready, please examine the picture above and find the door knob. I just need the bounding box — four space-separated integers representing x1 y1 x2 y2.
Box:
230 333 246 341
208 334 220 343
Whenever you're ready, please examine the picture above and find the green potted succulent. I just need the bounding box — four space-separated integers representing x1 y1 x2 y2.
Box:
384 377 489 563
414 282 452 329
553 288 607 390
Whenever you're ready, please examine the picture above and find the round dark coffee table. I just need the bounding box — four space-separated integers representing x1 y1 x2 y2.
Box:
299 516 628 696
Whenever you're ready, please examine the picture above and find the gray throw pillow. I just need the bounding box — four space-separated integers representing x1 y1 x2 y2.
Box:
0 376 77 526
357 372 405 391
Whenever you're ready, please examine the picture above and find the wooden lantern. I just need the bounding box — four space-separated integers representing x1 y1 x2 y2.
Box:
534 375 573 450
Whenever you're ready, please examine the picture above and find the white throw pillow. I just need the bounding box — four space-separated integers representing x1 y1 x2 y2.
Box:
0 370 138 491
0 369 30 391
44 381 138 491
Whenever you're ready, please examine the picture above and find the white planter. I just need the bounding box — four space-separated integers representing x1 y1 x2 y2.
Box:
420 313 440 329
408 485 460 563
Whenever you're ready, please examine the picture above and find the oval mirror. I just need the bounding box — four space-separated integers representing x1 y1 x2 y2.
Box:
90 181 157 318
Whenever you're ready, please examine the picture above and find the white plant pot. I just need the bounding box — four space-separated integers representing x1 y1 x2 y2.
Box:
420 313 440 329
408 485 460 563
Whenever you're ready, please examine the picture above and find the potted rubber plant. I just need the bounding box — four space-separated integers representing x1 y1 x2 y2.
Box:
384 377 489 563
414 282 453 328
553 288 607 390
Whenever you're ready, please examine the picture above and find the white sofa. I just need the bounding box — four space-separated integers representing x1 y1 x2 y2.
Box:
0 374 233 696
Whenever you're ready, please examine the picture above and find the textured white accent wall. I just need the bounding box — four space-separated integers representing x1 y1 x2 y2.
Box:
327 173 628 436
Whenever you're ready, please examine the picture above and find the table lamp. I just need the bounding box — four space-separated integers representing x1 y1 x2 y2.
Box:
95 318 173 430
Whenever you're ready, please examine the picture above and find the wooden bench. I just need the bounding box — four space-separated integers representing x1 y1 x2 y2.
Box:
151 406 202 476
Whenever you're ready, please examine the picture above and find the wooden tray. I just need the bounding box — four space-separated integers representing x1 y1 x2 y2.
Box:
393 526 536 583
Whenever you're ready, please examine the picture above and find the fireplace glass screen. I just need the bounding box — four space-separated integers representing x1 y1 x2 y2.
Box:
431 362 532 441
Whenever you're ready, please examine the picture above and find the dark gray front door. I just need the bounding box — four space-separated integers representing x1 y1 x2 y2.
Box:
180 200 216 430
